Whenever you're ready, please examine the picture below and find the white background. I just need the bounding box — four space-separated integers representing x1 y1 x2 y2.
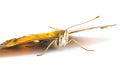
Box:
0 0 120 74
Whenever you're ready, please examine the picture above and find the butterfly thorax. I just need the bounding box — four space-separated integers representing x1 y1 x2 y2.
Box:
55 30 69 48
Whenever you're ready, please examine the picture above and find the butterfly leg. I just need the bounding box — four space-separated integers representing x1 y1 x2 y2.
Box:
68 38 94 51
37 39 56 56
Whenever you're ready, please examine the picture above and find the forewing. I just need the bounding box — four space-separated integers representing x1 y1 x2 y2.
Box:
0 31 60 49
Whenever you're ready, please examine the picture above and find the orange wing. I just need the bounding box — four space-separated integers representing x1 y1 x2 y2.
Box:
0 30 63 49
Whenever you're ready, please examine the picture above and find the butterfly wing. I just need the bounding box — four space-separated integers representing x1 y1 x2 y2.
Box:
0 30 61 49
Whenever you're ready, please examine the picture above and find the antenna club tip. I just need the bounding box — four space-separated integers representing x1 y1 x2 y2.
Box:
108 24 117 26
113 24 117 26
100 24 117 29
96 16 100 18
49 26 51 28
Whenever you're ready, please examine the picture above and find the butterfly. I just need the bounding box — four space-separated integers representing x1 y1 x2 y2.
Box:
0 16 116 56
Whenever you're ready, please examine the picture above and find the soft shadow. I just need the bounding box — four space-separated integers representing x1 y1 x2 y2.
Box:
0 44 43 58
0 36 107 58
69 36 108 46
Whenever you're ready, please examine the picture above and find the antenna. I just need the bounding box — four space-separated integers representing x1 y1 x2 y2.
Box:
69 24 116 34
66 16 100 30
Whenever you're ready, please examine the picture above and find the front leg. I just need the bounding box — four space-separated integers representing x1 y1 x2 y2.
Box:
37 39 56 56
68 38 94 51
